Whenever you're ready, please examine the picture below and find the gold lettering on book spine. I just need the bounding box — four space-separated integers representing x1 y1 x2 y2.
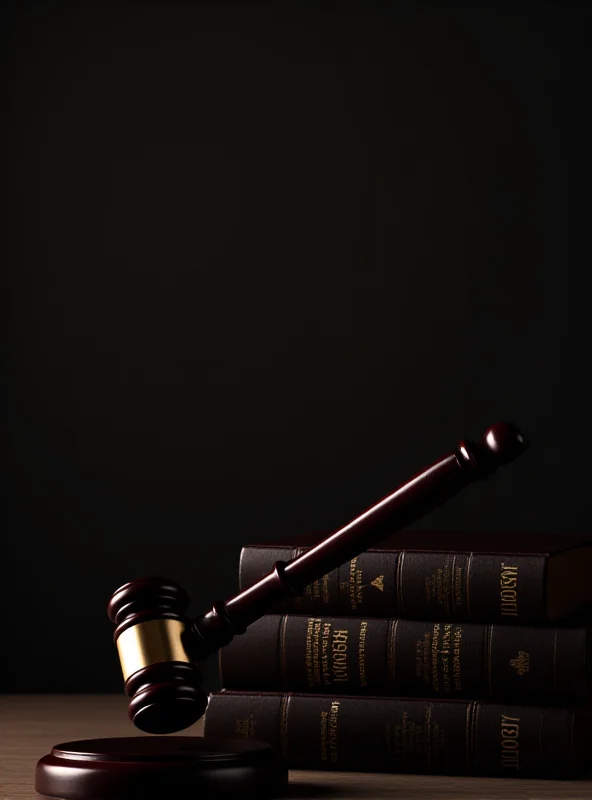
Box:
343 568 386 611
332 629 349 683
453 559 464 611
450 554 458 613
320 709 329 760
453 626 463 691
345 558 375 609
321 622 331 684
510 651 530 676
424 556 454 615
431 623 440 692
328 700 340 762
500 714 520 771
440 623 452 693
235 714 256 739
500 564 519 617
358 621 368 687
305 617 323 687
305 618 315 686
320 700 341 762
307 620 349 686
349 558 358 610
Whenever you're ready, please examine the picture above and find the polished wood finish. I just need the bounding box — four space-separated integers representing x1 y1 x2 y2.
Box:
199 422 528 639
3 695 592 800
108 422 528 733
35 735 287 799
107 579 207 733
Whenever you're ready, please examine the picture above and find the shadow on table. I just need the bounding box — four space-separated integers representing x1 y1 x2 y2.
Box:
284 783 347 799
280 772 592 800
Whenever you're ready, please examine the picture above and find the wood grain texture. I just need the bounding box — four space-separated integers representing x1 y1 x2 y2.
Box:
1 695 591 799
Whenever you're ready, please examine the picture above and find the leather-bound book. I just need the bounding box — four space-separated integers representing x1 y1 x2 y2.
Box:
219 613 592 701
204 690 592 779
238 532 592 624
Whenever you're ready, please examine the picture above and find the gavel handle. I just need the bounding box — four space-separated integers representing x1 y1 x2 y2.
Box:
186 422 527 659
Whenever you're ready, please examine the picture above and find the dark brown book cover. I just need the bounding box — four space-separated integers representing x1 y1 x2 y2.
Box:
219 613 591 701
204 690 592 779
239 532 592 624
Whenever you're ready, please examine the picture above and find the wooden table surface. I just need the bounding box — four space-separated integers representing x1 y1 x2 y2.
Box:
2 695 592 799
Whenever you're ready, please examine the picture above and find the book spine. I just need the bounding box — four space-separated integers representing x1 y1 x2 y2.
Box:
219 614 590 700
239 545 548 623
204 691 583 778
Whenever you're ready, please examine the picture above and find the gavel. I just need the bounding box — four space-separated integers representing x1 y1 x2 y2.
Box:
108 422 527 735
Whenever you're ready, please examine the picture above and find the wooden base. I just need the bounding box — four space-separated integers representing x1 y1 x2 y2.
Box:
35 736 288 799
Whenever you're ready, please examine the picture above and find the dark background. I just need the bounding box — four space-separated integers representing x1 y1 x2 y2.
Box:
1 3 587 694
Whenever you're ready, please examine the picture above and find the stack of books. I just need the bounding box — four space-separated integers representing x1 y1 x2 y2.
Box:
204 531 592 779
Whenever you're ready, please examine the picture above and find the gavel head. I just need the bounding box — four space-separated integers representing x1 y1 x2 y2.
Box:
107 577 207 734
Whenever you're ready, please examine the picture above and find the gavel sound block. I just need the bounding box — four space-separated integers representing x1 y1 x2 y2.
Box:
35 422 527 799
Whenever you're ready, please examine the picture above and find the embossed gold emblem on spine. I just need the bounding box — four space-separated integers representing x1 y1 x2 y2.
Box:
117 619 190 681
